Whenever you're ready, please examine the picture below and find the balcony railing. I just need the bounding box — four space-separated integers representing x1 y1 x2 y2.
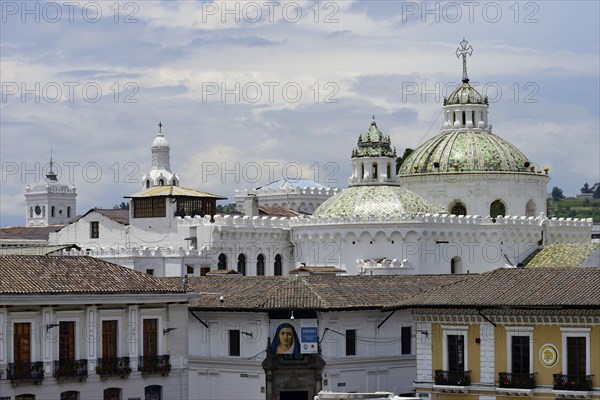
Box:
96 357 132 378
53 359 88 380
553 374 593 391
498 372 537 389
138 355 171 376
7 362 45 384
434 369 471 386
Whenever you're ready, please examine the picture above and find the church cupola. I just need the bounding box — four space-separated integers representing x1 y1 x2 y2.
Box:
349 117 399 186
141 122 180 188
441 39 491 132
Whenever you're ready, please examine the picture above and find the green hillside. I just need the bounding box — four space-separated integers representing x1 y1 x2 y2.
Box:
547 198 600 222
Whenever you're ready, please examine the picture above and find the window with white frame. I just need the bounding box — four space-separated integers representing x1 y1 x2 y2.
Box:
561 327 590 376
442 326 468 372
506 327 534 374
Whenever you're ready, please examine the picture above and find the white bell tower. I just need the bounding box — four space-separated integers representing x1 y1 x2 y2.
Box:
25 155 77 226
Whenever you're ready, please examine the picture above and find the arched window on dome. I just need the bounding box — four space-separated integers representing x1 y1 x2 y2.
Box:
51 206 55 217
256 254 265 276
274 254 282 276
172 179 178 186
372 163 378 180
146 179 151 189
158 179 165 186
218 253 227 270
67 207 71 218
450 201 467 216
450 256 462 274
387 163 392 180
361 164 365 179
490 200 506 218
462 111 466 127
525 199 536 217
237 254 246 276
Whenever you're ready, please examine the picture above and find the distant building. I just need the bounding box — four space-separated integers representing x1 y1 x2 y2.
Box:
24 156 76 227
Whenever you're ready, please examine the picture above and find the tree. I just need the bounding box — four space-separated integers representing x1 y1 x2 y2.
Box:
396 148 414 173
594 185 600 199
551 186 565 201
113 202 129 210
581 182 593 193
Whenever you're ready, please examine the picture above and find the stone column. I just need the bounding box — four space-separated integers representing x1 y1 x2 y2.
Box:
416 322 432 382
479 322 495 385
127 305 139 370
87 306 97 373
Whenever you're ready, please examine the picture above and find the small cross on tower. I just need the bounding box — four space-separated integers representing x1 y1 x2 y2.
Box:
158 121 163 134
456 39 473 83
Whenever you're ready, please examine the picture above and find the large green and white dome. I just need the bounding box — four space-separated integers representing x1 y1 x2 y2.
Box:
399 79 532 175
398 129 531 174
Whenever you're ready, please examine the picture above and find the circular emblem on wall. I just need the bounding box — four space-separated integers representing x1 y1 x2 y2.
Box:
539 344 559 368
35 205 41 215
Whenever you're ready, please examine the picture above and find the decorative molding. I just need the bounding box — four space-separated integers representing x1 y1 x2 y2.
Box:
413 309 600 326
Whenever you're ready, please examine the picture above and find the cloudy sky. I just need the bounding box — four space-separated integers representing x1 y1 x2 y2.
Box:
1 0 599 226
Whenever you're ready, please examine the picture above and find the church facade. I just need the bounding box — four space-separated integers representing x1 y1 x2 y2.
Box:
48 42 592 276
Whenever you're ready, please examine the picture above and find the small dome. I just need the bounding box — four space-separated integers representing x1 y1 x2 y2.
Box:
312 185 443 218
152 134 169 148
445 81 487 105
399 130 531 174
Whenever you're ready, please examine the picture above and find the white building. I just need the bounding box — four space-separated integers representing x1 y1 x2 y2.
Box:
185 274 466 400
47 42 593 276
0 255 189 400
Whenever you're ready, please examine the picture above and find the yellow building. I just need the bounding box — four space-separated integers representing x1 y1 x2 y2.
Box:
391 267 600 400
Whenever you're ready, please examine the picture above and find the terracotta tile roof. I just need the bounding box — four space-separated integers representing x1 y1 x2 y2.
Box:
289 266 347 275
258 205 299 217
69 209 130 225
0 256 184 294
205 269 241 275
391 267 600 309
524 243 600 268
186 274 468 311
0 244 80 256
0 225 65 241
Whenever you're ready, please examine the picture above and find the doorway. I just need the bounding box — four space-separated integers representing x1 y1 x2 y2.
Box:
281 391 308 400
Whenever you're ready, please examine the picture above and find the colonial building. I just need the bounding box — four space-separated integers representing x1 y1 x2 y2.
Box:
391 267 600 400
46 41 594 276
184 274 466 400
0 255 189 400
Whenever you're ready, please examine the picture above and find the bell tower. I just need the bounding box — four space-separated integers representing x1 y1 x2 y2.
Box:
24 154 77 226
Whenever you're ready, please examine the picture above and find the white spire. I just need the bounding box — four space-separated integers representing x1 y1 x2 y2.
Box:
142 122 179 188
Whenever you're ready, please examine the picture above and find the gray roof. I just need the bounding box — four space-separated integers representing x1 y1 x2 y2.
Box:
390 267 600 309
0 255 184 294
186 274 468 311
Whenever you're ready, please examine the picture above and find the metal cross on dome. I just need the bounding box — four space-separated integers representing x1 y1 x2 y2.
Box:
158 121 163 133
456 39 473 83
